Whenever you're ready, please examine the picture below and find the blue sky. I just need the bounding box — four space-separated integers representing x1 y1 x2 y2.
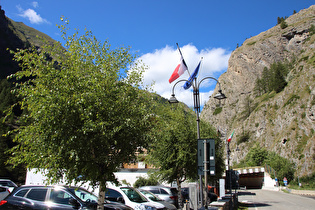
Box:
1 0 313 108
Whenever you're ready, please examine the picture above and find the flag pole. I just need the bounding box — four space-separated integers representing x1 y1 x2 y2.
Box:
176 43 191 77
199 57 203 80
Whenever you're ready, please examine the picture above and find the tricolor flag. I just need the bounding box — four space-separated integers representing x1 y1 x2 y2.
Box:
227 130 235 142
183 60 201 89
169 44 188 83
169 57 188 83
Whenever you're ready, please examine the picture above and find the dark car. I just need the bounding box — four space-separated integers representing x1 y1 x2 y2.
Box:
0 185 132 210
181 187 189 203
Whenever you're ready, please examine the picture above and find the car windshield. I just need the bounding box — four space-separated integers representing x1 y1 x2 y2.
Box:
69 188 98 203
140 190 162 201
121 187 148 203
0 181 17 187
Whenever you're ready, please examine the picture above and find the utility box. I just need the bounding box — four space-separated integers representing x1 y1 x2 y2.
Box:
197 139 215 175
225 169 239 189
188 183 199 210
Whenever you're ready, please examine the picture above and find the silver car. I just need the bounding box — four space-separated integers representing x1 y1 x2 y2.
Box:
139 186 178 207
0 179 18 193
0 186 10 201
138 189 177 209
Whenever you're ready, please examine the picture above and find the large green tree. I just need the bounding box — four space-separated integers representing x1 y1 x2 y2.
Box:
145 103 224 208
6 20 153 209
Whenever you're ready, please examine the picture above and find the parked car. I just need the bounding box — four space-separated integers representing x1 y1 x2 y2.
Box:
139 186 178 207
105 186 159 209
181 187 189 203
138 189 177 209
0 186 10 201
180 187 218 204
0 185 132 209
0 179 18 193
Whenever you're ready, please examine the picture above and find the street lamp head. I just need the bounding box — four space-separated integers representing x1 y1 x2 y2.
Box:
213 89 227 100
168 94 179 104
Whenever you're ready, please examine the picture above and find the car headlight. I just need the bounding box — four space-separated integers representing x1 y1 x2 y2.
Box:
134 204 157 210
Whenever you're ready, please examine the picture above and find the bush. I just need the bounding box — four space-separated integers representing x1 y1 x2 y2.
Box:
310 25 315 36
277 16 288 29
237 145 295 182
237 132 250 144
280 20 288 29
133 176 159 188
213 107 222 115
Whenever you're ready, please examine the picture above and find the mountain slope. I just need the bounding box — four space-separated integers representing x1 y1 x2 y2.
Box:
0 6 56 79
201 5 315 177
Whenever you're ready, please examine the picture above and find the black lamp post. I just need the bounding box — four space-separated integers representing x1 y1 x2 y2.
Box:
168 76 226 208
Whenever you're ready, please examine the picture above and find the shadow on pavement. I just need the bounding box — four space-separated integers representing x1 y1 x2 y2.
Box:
241 202 271 207
238 191 256 196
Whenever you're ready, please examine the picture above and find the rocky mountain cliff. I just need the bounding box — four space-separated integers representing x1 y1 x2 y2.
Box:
201 5 315 177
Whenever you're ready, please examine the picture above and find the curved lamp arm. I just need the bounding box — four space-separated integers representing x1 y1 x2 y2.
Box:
169 77 226 104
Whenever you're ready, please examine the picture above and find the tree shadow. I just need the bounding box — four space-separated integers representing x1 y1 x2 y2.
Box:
240 202 271 208
238 191 256 196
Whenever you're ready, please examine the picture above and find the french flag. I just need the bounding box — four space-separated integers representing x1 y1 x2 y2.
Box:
169 44 188 83
169 57 188 83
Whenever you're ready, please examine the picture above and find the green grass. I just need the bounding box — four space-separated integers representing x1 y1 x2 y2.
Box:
289 185 315 190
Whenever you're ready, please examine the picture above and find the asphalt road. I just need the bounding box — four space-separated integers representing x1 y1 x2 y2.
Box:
238 189 315 210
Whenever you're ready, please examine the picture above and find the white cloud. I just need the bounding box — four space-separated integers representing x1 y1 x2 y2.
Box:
32 2 39 8
138 44 231 108
17 5 49 24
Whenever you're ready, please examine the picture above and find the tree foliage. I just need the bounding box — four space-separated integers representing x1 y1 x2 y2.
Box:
145 104 198 184
6 19 153 193
277 16 288 29
254 62 289 96
145 103 224 207
133 175 159 188
236 144 295 182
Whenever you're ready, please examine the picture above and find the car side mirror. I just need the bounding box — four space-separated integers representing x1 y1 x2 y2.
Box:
117 196 124 204
69 198 80 209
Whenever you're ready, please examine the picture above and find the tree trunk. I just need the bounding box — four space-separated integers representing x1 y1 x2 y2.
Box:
97 183 105 210
176 178 183 209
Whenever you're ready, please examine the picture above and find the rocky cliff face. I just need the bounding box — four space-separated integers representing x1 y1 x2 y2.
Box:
201 5 315 177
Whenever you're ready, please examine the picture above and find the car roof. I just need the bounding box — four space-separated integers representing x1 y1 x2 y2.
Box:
0 179 18 186
140 185 174 189
16 185 84 190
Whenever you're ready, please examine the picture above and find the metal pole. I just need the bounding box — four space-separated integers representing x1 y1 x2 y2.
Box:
169 76 226 209
194 78 208 208
227 141 232 210
194 78 203 208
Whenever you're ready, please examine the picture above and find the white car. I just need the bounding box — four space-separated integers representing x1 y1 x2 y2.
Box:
0 179 18 193
105 186 163 209
0 186 10 200
139 189 177 209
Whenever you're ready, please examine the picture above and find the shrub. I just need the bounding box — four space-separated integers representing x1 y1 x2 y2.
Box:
284 94 300 107
133 176 159 188
213 107 222 115
280 20 288 29
237 132 250 144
